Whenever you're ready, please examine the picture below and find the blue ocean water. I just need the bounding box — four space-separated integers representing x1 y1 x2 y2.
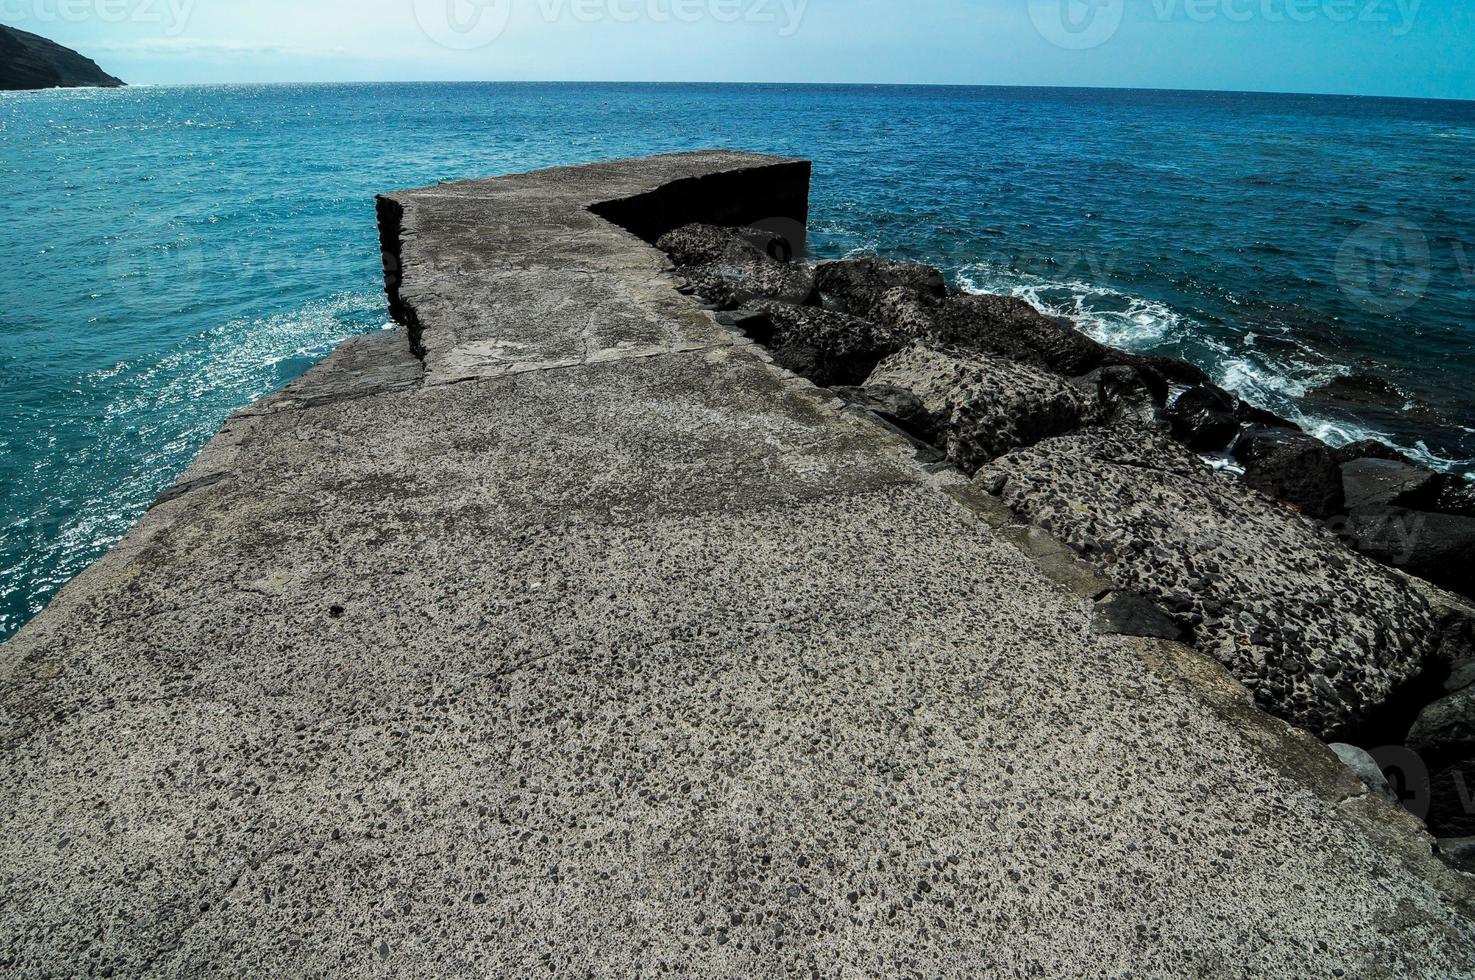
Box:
2 82 1473 641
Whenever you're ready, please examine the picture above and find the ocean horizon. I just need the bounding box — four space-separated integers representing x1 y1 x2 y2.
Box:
3 80 1473 640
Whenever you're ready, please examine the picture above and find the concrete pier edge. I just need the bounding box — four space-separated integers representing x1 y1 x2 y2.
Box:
2 151 1472 975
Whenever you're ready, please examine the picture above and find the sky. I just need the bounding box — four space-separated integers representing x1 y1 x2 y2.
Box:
5 0 1473 100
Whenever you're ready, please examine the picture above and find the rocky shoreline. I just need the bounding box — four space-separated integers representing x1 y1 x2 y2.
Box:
657 221 1475 862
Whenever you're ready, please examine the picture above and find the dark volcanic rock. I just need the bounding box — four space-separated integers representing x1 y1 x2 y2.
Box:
1427 599 1475 691
1439 837 1475 874
872 290 1210 386
1165 385 1242 452
1135 355 1214 388
1331 508 1475 600
714 309 771 333
1166 385 1299 453
814 257 948 319
927 293 1124 378
1328 744 1401 805
1430 475 1475 519
1428 761 1475 837
1407 687 1475 763
866 346 1098 474
681 261 816 309
1449 661 1475 695
1332 439 1417 467
0 25 123 90
744 300 904 388
830 384 937 440
1341 459 1440 512
1310 374 1406 410
657 223 793 267
975 423 1439 738
1235 401 1301 432
658 223 816 308
1077 364 1169 426
1094 591 1188 641
1232 427 1346 519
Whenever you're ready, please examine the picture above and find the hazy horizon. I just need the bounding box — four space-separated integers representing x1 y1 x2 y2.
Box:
4 0 1471 101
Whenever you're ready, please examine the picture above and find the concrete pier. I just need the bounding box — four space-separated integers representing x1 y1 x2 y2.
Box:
2 152 1473 976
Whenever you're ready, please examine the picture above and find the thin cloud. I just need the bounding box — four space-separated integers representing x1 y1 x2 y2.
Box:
87 38 350 59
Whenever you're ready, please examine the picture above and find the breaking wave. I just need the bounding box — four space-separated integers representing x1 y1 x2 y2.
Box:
952 264 1472 477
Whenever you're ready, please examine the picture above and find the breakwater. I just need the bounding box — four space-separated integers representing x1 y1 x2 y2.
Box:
1 152 1472 977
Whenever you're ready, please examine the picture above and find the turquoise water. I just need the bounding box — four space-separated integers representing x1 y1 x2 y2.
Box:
2 82 1473 640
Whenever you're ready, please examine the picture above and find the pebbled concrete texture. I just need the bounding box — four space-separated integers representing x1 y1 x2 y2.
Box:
2 151 1473 977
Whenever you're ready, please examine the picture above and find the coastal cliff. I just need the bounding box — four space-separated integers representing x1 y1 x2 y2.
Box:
0 25 123 91
1 152 1472 976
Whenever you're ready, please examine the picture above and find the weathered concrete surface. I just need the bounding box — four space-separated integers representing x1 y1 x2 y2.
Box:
2 152 1473 977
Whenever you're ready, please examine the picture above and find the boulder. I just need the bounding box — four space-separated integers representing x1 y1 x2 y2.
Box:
867 290 1208 387
975 423 1440 738
1428 760 1475 838
1164 386 1299 452
681 260 816 310
1077 364 1170 421
1341 458 1440 512
714 309 770 333
1232 427 1346 519
1310 374 1407 410
1407 687 1475 763
870 287 943 342
814 258 948 320
657 223 779 267
1165 385 1242 452
1332 439 1417 467
658 223 816 309
1328 744 1401 805
1331 509 1475 600
1235 401 1301 432
866 346 1098 474
1447 660 1475 695
1430 474 1475 518
925 293 1123 378
1135 354 1214 389
1335 463 1475 519
1094 590 1188 641
829 384 937 441
743 300 905 388
1438 837 1475 873
1423 597 1475 692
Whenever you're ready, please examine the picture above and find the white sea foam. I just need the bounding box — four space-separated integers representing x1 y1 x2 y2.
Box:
952 263 1472 475
955 264 1186 352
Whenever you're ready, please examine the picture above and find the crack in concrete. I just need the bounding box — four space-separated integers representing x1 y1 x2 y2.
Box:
423 339 737 388
150 472 229 510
